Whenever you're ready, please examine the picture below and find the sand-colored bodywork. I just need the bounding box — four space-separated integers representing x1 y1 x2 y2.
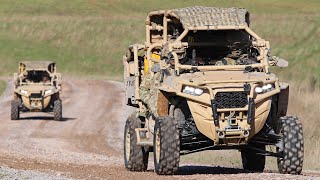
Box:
123 6 289 147
13 61 62 111
123 7 304 176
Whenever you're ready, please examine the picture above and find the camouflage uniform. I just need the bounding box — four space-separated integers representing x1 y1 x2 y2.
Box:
215 57 236 66
215 50 243 65
139 72 161 116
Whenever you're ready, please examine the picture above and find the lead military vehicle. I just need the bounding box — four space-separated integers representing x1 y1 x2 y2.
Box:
123 7 303 175
11 61 62 120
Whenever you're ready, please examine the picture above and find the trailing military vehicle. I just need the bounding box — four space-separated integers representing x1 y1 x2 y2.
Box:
11 61 62 120
123 7 303 175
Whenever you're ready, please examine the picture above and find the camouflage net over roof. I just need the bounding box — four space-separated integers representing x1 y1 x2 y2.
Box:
172 6 249 28
20 61 54 70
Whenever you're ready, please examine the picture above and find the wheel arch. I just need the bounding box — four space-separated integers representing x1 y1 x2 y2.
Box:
277 83 289 118
157 90 171 116
267 83 289 131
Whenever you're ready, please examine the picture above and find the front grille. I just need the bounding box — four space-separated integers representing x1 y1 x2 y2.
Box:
214 92 248 109
30 93 42 98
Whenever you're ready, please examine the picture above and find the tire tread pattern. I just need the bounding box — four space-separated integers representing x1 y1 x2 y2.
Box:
54 100 62 121
124 116 148 171
11 100 20 120
278 116 304 175
154 116 180 175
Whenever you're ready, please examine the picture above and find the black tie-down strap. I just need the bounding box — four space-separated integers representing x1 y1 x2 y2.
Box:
247 98 255 124
211 99 219 126
212 97 255 126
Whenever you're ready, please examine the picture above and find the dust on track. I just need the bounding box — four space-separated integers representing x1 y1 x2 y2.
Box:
0 78 318 179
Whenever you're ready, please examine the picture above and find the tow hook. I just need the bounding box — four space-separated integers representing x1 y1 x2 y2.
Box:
242 130 250 138
218 131 225 138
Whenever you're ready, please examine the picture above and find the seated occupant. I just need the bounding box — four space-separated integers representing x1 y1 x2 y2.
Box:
42 75 50 83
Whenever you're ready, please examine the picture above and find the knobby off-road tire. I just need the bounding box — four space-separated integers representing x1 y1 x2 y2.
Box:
153 116 180 175
241 143 266 172
124 116 149 171
277 116 304 175
11 100 20 120
53 99 62 121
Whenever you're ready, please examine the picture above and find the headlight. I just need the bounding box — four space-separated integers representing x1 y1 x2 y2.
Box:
255 84 274 94
262 84 272 90
20 90 28 95
255 87 263 93
183 86 204 96
194 88 204 95
45 90 53 95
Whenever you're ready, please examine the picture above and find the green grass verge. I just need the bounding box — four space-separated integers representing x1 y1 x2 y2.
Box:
0 0 318 85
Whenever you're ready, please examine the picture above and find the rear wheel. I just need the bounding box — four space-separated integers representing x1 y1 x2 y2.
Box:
241 143 266 172
277 116 304 175
11 99 20 120
124 115 149 171
53 99 62 121
153 116 180 175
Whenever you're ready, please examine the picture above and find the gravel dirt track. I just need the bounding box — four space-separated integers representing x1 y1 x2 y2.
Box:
0 78 318 179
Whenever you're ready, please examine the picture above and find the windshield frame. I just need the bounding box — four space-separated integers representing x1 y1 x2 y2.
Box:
171 26 269 74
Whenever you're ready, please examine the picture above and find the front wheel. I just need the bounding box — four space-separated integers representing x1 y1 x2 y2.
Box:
241 143 266 172
153 116 180 175
11 99 20 120
277 116 304 174
124 115 149 171
53 99 62 121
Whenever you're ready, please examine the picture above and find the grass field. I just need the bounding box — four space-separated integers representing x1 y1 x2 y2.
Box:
0 0 319 82
0 0 319 171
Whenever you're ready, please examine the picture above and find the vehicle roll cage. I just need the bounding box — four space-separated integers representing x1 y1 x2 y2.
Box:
143 10 271 75
123 8 273 101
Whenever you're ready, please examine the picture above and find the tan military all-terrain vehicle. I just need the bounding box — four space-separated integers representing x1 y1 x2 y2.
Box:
11 61 62 120
123 7 303 175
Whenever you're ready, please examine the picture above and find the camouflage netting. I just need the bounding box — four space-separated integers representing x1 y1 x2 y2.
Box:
21 61 54 70
172 6 250 28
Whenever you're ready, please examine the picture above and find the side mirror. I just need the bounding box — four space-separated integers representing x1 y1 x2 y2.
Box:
269 56 288 68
